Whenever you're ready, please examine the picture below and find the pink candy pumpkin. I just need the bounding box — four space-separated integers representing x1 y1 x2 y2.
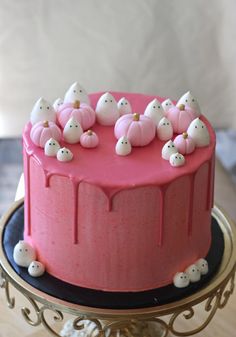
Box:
80 130 99 148
114 113 155 147
57 100 96 130
30 121 61 148
174 132 195 154
166 104 196 134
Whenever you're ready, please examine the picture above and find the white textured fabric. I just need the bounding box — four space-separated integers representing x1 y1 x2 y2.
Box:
0 0 236 136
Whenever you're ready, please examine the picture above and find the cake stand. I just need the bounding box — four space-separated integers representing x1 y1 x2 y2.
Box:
0 199 235 337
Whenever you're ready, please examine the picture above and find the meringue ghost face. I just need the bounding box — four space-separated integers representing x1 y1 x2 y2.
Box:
30 98 56 125
13 241 36 267
64 82 90 105
96 92 120 125
187 118 210 147
53 98 63 111
173 272 190 288
144 98 164 125
195 258 209 275
63 117 83 144
185 264 201 282
116 136 132 156
28 261 45 277
177 91 201 117
169 153 185 167
161 140 178 160
44 138 60 157
57 148 73 162
157 117 173 141
117 97 132 116
161 99 175 113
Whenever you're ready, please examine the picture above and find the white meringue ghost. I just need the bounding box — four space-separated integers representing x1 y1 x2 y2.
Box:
96 92 120 126
57 148 73 162
187 118 210 147
30 98 56 125
195 258 209 275
161 140 178 160
144 98 164 125
13 241 36 267
157 117 173 141
161 98 175 113
64 82 90 105
177 91 201 117
169 152 185 167
63 116 83 144
53 98 63 111
117 97 132 116
28 261 45 277
173 272 190 288
44 138 60 157
185 264 201 282
115 136 132 156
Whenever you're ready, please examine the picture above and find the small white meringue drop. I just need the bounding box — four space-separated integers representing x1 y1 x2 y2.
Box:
64 82 90 105
96 92 120 125
173 272 190 288
169 152 185 167
53 98 63 111
57 147 73 162
28 261 45 277
115 136 132 156
195 258 209 275
157 117 173 141
161 98 175 113
117 97 132 116
13 241 36 267
144 98 164 125
187 118 210 147
63 116 83 144
185 264 201 283
30 97 56 125
44 138 60 157
177 91 201 117
161 140 178 160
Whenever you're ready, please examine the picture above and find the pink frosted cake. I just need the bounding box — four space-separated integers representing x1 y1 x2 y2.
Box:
20 83 215 292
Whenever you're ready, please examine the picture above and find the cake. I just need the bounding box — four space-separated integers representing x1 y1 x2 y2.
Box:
18 83 215 292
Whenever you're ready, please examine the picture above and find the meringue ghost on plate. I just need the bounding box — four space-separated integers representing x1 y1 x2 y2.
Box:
63 116 83 144
96 92 120 126
187 118 210 147
53 98 63 111
195 258 209 275
115 136 132 156
185 264 201 282
64 82 90 105
177 91 201 117
161 98 175 113
173 272 190 288
157 117 173 141
13 241 36 267
44 138 60 157
117 97 132 116
161 140 178 160
144 98 164 125
30 98 56 125
57 148 73 162
28 261 45 277
169 153 185 167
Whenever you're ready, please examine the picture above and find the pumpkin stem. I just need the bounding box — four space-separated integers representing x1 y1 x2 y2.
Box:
183 132 188 139
73 100 80 109
178 104 185 111
87 130 93 136
43 120 49 128
133 113 140 121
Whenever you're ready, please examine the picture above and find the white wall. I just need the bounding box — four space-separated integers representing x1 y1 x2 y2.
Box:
0 0 236 137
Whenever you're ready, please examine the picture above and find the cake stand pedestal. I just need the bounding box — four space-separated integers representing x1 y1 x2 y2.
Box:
0 201 235 337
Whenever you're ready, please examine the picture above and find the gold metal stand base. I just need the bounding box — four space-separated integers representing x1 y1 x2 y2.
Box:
0 199 235 337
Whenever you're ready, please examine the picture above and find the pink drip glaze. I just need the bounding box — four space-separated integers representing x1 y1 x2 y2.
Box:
188 173 196 236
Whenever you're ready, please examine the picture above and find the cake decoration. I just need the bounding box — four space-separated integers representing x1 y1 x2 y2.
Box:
173 272 190 288
161 98 175 113
80 130 99 148
57 100 96 130
30 98 56 125
169 153 185 167
64 82 90 105
30 120 62 148
95 92 120 126
161 140 178 160
53 98 63 111
157 117 173 141
13 241 36 267
117 97 132 116
114 113 155 147
44 138 60 157
195 258 209 275
187 118 210 147
63 116 83 144
144 98 164 125
115 136 132 156
28 261 45 277
57 147 73 162
177 91 201 117
185 264 201 282
174 132 195 155
166 104 196 134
